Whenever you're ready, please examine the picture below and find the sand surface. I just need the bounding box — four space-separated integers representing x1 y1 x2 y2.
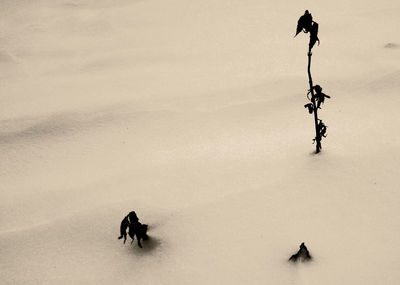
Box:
1 0 400 284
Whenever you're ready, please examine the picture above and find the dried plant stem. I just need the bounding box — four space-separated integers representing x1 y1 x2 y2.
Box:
307 47 321 153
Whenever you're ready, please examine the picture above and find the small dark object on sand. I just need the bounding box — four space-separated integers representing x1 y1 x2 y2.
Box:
118 211 139 244
129 222 149 248
289 242 312 262
118 211 148 248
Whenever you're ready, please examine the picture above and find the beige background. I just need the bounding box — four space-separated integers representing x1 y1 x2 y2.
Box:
1 0 400 284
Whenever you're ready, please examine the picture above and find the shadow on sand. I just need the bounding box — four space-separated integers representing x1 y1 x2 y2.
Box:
129 236 162 256
309 150 323 156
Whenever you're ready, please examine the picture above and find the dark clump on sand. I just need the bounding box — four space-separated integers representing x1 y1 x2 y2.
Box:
289 242 312 262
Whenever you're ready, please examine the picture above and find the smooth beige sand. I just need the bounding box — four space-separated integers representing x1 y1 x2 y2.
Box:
1 0 400 284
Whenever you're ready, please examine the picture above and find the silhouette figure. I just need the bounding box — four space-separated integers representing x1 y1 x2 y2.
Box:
295 10 320 50
309 21 319 49
317 119 327 137
118 211 140 244
304 103 314 114
127 211 139 224
313 120 327 144
295 10 328 153
118 215 130 244
312 85 330 109
128 222 149 248
289 242 312 262
295 10 313 36
118 211 149 248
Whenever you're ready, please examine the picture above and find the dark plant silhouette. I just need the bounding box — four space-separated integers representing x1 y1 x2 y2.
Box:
118 214 130 244
118 211 148 248
295 10 330 153
289 242 312 262
128 222 149 248
118 211 139 244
